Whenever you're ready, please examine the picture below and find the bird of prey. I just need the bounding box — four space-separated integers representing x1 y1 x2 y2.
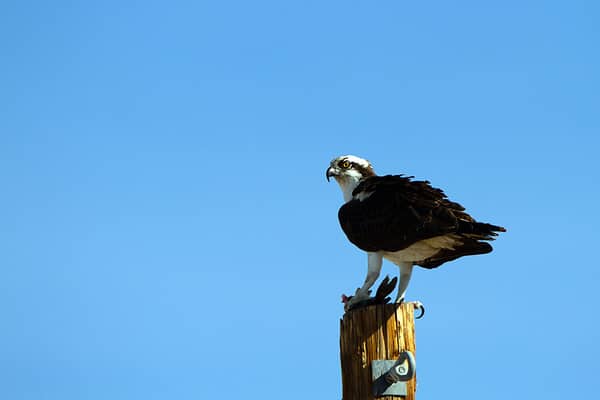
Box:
326 155 505 311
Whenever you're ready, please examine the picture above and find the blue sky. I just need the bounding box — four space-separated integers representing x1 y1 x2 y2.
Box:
1 1 599 399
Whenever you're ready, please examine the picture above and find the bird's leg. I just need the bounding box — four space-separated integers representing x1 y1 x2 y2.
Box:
395 262 414 303
395 262 425 318
353 253 382 300
344 252 382 310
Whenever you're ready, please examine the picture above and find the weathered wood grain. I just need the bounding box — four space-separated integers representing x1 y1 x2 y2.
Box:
340 303 416 400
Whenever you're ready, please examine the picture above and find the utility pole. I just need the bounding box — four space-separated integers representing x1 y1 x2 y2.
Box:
340 303 417 400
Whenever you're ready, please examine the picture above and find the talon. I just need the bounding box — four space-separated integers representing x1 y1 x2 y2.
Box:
343 289 372 312
410 301 425 319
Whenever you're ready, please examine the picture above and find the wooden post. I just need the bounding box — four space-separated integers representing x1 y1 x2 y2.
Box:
340 303 417 400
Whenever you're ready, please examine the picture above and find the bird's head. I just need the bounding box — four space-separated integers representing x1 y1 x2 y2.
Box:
325 155 375 183
326 155 376 202
326 155 375 183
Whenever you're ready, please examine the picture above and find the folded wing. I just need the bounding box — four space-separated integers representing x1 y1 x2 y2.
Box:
338 175 505 268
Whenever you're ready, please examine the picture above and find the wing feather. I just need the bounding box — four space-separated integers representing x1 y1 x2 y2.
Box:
338 175 505 256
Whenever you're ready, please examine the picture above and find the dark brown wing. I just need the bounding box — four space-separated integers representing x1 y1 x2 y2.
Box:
338 175 505 264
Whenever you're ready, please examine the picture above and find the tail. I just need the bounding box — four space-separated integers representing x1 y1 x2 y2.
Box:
418 221 506 269
458 220 506 240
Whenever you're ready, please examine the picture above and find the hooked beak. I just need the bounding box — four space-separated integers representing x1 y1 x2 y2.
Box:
326 166 338 182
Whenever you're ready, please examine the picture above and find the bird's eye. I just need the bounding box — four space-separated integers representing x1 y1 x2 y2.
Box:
341 161 351 169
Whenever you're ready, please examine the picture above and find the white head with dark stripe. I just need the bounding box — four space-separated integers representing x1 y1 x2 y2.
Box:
326 155 376 202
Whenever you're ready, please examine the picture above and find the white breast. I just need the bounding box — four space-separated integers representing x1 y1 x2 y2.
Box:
382 235 461 264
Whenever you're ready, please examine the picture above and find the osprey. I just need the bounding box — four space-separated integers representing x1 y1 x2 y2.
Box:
326 155 505 311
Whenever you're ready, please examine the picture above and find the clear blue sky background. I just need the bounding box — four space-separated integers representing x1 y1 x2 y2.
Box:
1 1 599 399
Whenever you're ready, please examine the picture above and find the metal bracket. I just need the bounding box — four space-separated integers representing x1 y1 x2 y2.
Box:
372 351 416 397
